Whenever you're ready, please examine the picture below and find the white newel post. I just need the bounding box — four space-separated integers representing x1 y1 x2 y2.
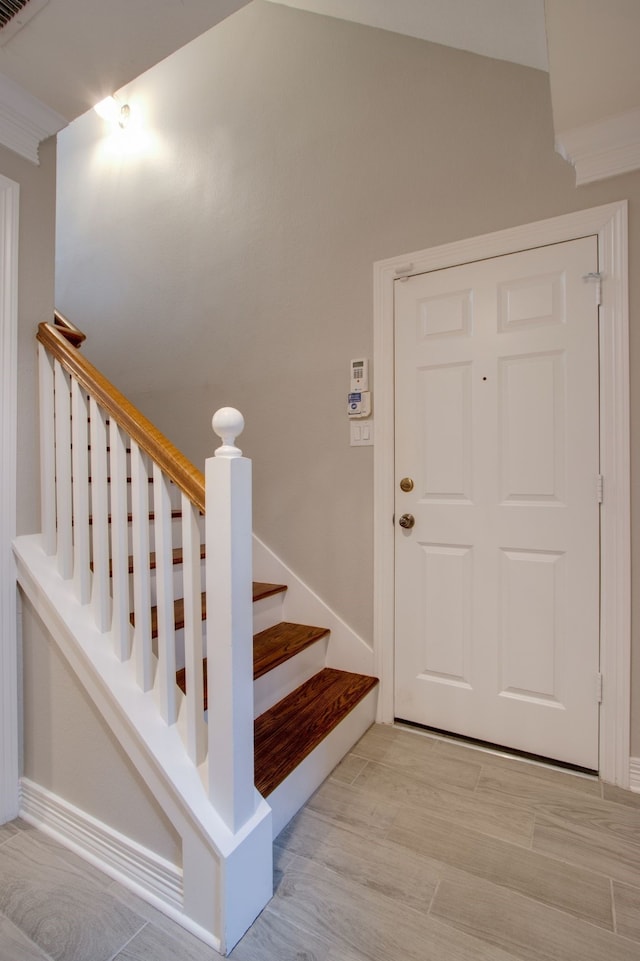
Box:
206 408 256 833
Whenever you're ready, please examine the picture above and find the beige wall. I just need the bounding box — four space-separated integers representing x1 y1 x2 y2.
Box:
55 1 640 754
0 136 56 537
20 596 181 864
545 0 640 131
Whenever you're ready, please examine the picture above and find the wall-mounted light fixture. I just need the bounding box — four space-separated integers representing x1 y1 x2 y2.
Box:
94 96 130 129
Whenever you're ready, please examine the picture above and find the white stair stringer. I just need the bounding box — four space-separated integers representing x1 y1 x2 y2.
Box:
13 533 272 956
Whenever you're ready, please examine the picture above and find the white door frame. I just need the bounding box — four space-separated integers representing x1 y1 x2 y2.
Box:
0 174 20 822
373 201 631 787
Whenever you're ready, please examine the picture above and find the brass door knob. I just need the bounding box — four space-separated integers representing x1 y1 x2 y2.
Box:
398 513 415 530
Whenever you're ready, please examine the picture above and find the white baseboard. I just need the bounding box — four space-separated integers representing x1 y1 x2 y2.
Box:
19 778 182 911
19 779 228 951
630 758 640 793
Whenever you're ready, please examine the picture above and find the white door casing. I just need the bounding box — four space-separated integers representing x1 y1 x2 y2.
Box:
373 201 630 786
0 173 20 822
393 237 599 769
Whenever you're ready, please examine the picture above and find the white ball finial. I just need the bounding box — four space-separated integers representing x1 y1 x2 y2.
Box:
212 407 244 458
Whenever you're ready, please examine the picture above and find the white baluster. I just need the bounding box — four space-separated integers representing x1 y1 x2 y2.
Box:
71 379 90 604
131 441 153 690
54 361 73 579
206 408 256 832
110 421 131 660
181 494 206 764
38 345 56 556
89 398 111 632
153 465 177 724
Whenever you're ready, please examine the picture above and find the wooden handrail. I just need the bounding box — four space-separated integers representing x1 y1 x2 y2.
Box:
53 310 87 348
38 318 205 513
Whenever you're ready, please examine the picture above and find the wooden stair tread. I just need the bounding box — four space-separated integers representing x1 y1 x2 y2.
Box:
253 581 287 603
146 595 202 637
98 545 207 576
144 545 206 573
89 509 184 525
87 476 154 483
253 621 328 679
254 668 379 797
175 620 329 705
143 583 288 637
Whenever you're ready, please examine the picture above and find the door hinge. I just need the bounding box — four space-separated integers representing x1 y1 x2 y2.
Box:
596 672 603 704
596 474 604 504
583 271 603 306
394 263 414 279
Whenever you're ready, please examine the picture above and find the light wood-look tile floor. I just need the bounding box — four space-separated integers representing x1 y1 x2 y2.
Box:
2 724 640 960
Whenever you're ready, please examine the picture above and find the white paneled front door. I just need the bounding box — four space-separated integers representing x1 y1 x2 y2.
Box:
394 237 601 769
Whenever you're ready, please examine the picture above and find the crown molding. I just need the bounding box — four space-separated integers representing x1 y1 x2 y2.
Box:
0 72 66 164
556 107 640 186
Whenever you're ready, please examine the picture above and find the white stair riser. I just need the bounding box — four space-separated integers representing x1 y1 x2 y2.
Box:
252 593 286 634
266 687 378 838
128 554 204 608
122 513 204 555
89 478 183 515
253 636 328 719
171 626 328 720
125 561 282 634
89 514 203 558
149 627 190 675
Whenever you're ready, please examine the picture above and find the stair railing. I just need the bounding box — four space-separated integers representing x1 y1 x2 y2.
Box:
36 312 257 834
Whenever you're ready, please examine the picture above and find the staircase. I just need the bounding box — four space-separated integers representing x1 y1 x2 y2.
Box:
149 550 378 837
13 313 378 954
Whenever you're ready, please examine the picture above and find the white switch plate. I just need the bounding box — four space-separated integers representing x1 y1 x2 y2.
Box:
350 420 374 446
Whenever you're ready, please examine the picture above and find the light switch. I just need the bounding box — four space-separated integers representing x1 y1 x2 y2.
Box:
350 420 374 446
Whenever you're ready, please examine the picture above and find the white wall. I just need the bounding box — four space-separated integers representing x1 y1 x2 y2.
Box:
55 0 640 752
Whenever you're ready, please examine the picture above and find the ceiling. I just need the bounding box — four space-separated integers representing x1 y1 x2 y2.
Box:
0 0 549 125
0 0 637 184
0 0 251 122
264 0 549 71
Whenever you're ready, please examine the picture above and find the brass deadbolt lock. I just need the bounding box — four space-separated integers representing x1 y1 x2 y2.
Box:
399 477 414 493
